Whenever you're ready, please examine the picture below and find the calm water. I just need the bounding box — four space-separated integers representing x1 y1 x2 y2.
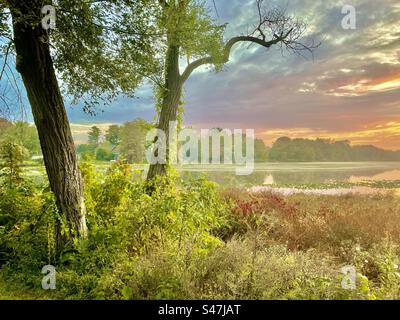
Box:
177 162 400 187
24 162 400 188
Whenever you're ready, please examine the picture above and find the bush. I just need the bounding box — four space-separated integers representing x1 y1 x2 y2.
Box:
225 190 400 253
0 142 30 188
96 148 114 161
0 183 57 288
1 164 400 300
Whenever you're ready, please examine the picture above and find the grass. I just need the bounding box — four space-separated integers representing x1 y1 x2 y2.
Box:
2 160 400 300
225 190 400 251
264 180 400 190
2 188 400 300
0 278 51 300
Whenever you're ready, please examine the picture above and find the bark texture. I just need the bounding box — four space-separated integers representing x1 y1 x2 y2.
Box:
9 0 87 240
147 1 309 182
147 44 182 180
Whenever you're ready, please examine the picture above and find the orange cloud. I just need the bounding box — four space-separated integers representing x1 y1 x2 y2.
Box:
328 73 400 97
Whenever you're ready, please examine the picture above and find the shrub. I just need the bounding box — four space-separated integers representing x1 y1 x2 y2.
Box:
96 148 113 161
225 190 400 253
0 142 30 188
2 164 400 300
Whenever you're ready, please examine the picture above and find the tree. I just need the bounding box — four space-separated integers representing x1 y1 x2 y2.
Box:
267 137 400 162
0 141 29 188
1 122 41 156
119 119 150 163
88 126 101 147
0 0 156 242
96 147 113 161
105 125 121 148
145 0 319 180
9 0 88 239
254 139 269 162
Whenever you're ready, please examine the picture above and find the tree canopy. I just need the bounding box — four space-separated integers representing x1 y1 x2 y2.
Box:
145 0 319 180
0 0 158 114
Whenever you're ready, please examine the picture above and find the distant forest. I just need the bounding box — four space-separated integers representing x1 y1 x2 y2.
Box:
76 123 400 163
2 118 399 163
267 137 400 162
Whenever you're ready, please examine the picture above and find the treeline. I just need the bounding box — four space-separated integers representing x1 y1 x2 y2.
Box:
3 117 399 164
76 120 270 163
76 119 150 163
75 126 400 163
268 137 400 162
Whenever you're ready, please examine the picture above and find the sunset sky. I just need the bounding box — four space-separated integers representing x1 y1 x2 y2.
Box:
7 0 400 150
181 0 400 150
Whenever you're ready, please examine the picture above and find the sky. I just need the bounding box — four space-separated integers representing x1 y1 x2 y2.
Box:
3 0 400 150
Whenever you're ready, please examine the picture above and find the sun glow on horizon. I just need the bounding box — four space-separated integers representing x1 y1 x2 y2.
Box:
259 121 400 151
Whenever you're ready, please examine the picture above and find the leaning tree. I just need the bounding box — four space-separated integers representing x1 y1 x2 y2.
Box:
0 0 156 243
145 0 319 180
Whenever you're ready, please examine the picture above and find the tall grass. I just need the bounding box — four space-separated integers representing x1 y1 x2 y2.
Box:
1 163 400 299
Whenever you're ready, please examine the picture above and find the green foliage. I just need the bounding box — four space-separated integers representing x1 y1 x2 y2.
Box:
81 161 132 227
2 163 400 300
49 0 158 111
105 125 121 147
0 181 58 282
0 122 41 156
146 0 226 99
81 152 96 162
88 126 101 146
0 141 29 188
77 120 151 164
1 1 158 113
77 144 97 161
159 1 226 64
254 139 269 162
96 148 114 161
119 119 151 163
79 129 116 161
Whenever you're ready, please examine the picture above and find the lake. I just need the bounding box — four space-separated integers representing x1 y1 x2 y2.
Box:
22 161 400 190
176 162 400 188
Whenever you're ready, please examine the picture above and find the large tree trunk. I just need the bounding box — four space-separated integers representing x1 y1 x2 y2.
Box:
147 44 182 181
10 1 87 241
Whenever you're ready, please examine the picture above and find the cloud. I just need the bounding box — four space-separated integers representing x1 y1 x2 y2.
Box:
182 0 400 149
3 0 398 150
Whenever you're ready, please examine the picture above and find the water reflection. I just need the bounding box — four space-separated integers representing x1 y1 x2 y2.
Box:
179 162 400 187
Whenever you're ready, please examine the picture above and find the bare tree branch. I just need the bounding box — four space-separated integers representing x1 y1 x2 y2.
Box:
0 41 12 81
181 0 320 83
181 34 287 83
212 0 219 18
